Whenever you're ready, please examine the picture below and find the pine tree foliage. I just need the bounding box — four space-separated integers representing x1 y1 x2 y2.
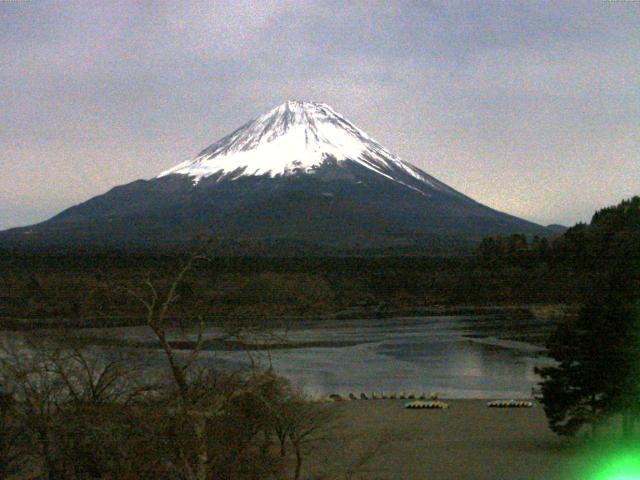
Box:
535 196 640 437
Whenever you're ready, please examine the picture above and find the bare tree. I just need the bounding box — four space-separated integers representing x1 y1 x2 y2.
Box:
0 387 23 479
129 251 340 480
130 252 221 480
0 336 67 479
0 332 153 480
287 400 335 480
130 253 208 399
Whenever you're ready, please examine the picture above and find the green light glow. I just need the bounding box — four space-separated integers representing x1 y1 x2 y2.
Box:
589 450 640 480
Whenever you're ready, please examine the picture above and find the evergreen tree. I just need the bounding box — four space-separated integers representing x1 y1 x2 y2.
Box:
535 298 636 436
536 196 640 437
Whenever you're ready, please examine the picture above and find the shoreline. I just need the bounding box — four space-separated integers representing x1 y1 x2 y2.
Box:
0 303 569 331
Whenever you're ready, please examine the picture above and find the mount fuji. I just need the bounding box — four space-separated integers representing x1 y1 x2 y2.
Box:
0 101 550 253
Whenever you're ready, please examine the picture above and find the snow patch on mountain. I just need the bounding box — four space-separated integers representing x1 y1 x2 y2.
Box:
158 100 446 194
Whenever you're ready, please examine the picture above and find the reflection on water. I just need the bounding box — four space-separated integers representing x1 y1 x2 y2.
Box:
4 314 555 399
195 315 555 398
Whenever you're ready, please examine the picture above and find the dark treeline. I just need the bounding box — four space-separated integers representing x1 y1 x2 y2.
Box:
0 251 564 327
1 196 637 327
533 197 640 438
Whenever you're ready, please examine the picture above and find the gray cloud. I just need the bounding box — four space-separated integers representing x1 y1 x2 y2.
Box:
1 0 639 229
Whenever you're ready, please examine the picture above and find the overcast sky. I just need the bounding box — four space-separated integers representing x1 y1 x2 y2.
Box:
1 0 639 229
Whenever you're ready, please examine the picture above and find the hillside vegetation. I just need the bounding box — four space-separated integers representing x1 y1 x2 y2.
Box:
0 197 637 328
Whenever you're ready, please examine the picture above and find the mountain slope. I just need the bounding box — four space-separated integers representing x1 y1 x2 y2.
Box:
0 101 550 253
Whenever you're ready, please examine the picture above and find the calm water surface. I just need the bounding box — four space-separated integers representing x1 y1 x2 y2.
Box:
75 314 554 399
216 315 553 398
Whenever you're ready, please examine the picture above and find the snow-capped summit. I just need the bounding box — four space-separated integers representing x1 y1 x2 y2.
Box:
158 100 447 194
0 100 551 251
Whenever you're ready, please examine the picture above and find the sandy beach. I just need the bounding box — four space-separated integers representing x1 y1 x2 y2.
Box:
308 399 579 480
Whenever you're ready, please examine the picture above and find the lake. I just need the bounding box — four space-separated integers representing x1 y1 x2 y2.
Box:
66 311 556 399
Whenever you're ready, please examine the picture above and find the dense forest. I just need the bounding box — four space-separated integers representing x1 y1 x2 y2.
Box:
0 196 637 328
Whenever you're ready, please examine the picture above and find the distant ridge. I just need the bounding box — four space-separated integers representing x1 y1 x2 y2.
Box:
546 224 568 236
